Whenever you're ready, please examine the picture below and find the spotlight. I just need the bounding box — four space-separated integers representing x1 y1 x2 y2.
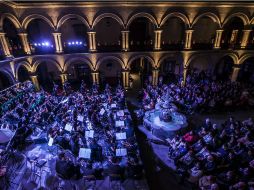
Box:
34 43 37 46
38 43 41 46
68 42 71 45
79 42 82 45
76 41 79 45
45 42 49 46
42 43 45 46
72 42 74 45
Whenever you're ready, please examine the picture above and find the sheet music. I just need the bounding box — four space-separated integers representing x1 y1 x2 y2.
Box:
117 110 124 117
116 148 127 157
116 132 126 140
87 122 93 130
77 115 84 122
99 108 105 115
65 123 73 132
111 104 117 108
115 120 125 127
79 148 91 159
60 97 69 104
85 130 94 138
48 138 54 146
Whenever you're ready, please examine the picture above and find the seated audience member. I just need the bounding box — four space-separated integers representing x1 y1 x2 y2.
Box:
199 175 217 190
187 162 203 184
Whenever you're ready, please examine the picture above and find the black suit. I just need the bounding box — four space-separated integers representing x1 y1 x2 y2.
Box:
55 159 80 179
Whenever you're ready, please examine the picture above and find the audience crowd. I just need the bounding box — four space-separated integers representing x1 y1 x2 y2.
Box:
142 69 254 114
167 116 254 190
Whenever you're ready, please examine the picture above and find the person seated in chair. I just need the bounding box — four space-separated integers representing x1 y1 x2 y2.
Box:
55 152 81 180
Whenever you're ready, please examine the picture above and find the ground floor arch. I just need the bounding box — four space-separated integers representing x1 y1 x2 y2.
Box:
66 61 92 89
214 55 234 81
98 58 122 87
238 57 254 84
159 57 181 84
0 71 13 90
17 65 30 82
129 56 153 89
36 61 60 91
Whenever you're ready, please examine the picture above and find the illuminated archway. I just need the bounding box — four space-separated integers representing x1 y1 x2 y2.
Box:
192 15 219 50
26 18 55 54
59 16 89 53
97 57 123 87
128 14 157 51
3 18 24 56
94 17 122 52
160 15 186 50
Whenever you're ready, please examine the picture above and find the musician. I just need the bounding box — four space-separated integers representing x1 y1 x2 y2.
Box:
55 152 81 180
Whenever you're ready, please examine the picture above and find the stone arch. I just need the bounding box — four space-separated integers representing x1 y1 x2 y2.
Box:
56 14 90 30
64 57 93 72
127 54 155 69
126 12 158 28
15 61 32 78
92 13 124 29
158 54 183 83
97 56 123 86
0 69 15 89
33 58 62 72
238 54 254 65
214 54 236 81
222 12 250 27
96 55 124 71
186 54 212 71
191 12 221 49
22 14 55 30
237 56 254 83
160 12 190 28
0 13 21 29
16 61 31 82
191 12 221 28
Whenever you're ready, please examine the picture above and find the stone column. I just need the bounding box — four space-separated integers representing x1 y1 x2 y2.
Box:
18 32 31 55
240 30 251 49
122 70 130 89
121 30 129 51
231 66 240 82
152 69 159 86
184 29 194 49
182 67 188 86
91 72 99 85
30 74 40 91
60 73 68 85
0 32 11 57
229 30 238 45
214 29 223 49
154 30 162 50
52 32 63 53
87 31 96 52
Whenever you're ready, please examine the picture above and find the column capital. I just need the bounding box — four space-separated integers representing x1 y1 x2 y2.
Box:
242 29 252 33
185 29 194 33
216 29 224 32
52 32 62 35
18 32 28 36
87 31 96 34
121 30 130 33
0 32 6 36
232 64 241 69
154 29 162 33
